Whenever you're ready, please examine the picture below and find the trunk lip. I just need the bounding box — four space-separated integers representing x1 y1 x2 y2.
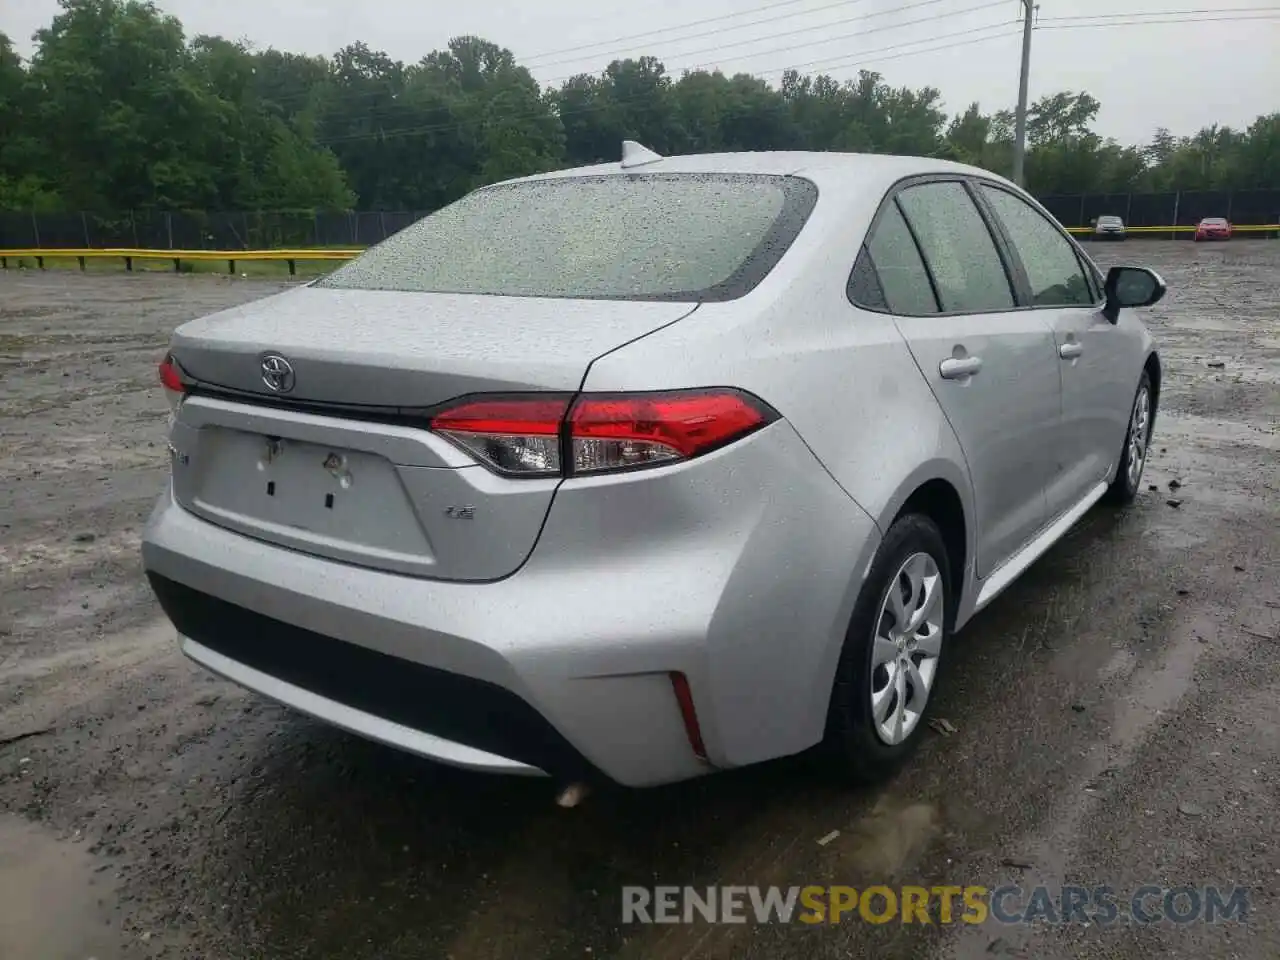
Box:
183 381 426 425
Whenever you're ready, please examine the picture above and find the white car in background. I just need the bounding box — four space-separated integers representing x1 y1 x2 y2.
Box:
1093 215 1127 240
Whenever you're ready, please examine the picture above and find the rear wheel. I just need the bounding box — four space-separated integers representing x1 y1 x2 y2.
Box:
825 514 952 783
1105 370 1153 504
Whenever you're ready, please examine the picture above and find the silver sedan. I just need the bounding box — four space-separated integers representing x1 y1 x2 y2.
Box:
142 143 1165 789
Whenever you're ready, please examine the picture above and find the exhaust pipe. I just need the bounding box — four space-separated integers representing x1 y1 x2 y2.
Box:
555 781 591 808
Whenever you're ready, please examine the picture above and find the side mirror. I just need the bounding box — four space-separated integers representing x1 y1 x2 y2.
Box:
1103 266 1166 323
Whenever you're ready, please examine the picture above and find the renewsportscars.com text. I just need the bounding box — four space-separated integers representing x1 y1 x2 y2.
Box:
621 884 1250 926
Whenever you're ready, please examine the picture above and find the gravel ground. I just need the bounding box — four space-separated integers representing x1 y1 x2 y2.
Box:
1 241 1277 960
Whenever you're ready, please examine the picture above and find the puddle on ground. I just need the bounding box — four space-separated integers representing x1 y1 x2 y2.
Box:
0 814 120 960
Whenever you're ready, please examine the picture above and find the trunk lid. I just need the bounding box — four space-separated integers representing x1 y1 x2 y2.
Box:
170 284 695 406
166 285 697 580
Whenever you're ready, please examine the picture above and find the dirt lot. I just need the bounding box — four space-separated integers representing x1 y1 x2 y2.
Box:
1 241 1278 960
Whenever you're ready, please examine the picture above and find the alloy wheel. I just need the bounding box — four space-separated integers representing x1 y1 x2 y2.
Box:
870 552 945 746
1127 384 1151 490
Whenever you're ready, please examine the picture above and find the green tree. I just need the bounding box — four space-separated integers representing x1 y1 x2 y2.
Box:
0 33 61 209
419 36 564 188
2 4 1277 216
1235 114 1280 189
24 0 219 207
945 103 993 165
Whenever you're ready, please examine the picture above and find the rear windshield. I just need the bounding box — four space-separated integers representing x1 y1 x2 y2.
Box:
1203 218 1228 225
316 173 818 302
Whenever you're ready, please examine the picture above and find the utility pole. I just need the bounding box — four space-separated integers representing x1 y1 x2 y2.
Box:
1012 0 1035 187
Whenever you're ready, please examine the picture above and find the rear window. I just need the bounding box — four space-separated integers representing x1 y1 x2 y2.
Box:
316 173 819 302
1202 218 1228 225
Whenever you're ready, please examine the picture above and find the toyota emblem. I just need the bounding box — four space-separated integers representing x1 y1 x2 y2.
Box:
260 354 296 393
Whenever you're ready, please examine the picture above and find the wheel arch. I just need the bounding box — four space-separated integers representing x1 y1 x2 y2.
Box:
1144 349 1162 432
820 472 972 781
875 462 974 624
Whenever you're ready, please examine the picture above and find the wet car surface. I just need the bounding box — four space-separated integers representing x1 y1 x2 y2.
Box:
1 239 1278 959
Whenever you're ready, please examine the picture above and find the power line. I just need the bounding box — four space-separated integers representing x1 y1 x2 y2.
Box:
267 0 1000 113
317 34 1010 148
256 1 1275 120
311 2 1009 131
526 0 970 74
318 24 1013 145
756 23 1019 77
521 0 869 68
316 25 1018 147
751 18 1016 74
1038 5 1279 21
1010 4 1276 183
518 0 863 64
262 0 871 109
1036 12 1279 28
536 0 1010 83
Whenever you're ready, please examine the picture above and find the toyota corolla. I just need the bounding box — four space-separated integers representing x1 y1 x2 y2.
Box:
143 143 1166 789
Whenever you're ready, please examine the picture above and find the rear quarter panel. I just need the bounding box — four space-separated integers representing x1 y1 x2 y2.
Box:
579 171 978 733
582 169 975 559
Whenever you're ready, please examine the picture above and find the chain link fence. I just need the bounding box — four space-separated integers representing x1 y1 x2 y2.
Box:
1038 189 1280 231
2 189 1278 250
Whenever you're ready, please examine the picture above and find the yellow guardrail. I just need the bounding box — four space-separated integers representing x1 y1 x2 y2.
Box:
0 247 363 275
2 227 1276 274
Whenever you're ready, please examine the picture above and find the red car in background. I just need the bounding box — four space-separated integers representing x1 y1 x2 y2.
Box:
1194 217 1233 241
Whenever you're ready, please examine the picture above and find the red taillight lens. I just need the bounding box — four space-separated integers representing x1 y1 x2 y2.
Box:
430 395 571 477
568 389 774 474
158 355 187 414
427 389 776 478
158 356 183 392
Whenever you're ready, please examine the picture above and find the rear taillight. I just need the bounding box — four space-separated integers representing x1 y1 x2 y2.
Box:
430 396 570 477
158 354 187 414
569 391 773 473
428 389 777 478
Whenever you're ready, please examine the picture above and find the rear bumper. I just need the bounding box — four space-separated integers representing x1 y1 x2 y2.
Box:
142 420 880 787
152 574 571 776
182 633 545 775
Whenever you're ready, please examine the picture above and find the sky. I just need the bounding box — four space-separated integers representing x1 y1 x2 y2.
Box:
5 0 1278 142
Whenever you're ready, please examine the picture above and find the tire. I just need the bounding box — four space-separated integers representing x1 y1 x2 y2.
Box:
825 514 953 784
1105 370 1153 505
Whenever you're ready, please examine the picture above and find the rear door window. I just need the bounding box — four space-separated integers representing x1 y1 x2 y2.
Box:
853 203 939 315
896 182 1015 313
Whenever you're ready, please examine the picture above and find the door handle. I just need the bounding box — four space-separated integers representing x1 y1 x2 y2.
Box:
939 356 983 379
1059 342 1083 359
